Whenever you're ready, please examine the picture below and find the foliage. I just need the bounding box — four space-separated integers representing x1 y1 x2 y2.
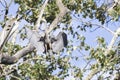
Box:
0 0 120 80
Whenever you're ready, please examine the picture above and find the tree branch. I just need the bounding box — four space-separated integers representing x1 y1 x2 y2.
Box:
0 67 15 77
13 44 35 59
105 27 120 55
0 18 18 51
45 0 70 34
86 28 120 79
73 15 115 35
34 0 49 31
85 68 100 80
0 44 35 64
0 0 5 8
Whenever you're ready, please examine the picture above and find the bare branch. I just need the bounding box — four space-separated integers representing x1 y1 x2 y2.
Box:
0 18 18 51
93 24 115 35
0 0 5 7
8 0 13 8
34 0 49 31
4 0 14 19
107 35 118 50
13 44 35 59
105 27 120 55
73 15 115 35
0 44 35 64
45 0 70 34
3 0 7 7
10 29 18 45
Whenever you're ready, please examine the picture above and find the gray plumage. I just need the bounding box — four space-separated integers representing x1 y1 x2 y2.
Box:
25 27 45 52
51 32 68 53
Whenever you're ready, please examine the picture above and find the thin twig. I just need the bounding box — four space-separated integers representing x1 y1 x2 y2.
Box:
73 15 115 35
92 24 115 35
8 0 13 8
0 1 5 7
3 0 7 7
